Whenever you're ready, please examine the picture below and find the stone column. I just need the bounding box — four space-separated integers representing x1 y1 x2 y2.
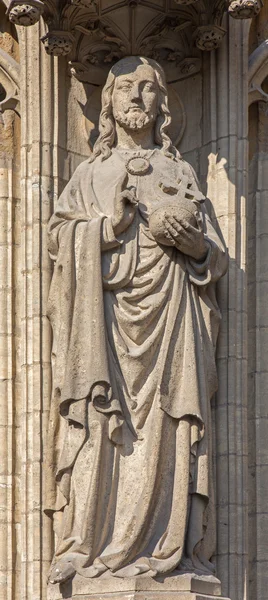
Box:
0 16 20 600
248 25 268 600
0 110 20 600
249 99 268 600
202 16 251 600
16 21 59 599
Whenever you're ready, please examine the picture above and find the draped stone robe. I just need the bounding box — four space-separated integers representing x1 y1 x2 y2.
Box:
45 149 227 579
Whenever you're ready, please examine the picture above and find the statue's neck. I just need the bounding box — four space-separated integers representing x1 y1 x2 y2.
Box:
115 122 156 151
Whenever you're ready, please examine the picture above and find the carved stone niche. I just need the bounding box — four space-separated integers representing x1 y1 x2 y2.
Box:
60 0 232 87
69 9 204 87
5 0 265 85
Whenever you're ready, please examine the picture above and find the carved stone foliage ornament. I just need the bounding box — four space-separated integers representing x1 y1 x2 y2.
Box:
45 56 228 597
194 24 226 51
7 0 44 26
228 0 263 19
41 31 74 56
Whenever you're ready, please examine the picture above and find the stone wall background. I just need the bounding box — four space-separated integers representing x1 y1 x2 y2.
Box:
0 5 268 600
248 5 268 599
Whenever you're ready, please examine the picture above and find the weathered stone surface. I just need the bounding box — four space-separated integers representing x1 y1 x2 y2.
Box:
49 593 230 600
0 0 268 597
45 56 227 593
7 0 44 26
229 0 263 19
47 573 231 600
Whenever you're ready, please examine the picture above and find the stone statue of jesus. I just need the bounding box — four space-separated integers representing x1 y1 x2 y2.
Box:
45 56 227 587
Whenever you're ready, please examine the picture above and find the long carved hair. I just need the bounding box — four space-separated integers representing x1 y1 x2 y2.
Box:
89 56 180 162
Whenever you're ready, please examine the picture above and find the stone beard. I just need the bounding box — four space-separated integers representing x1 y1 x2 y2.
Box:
112 103 154 131
45 57 227 587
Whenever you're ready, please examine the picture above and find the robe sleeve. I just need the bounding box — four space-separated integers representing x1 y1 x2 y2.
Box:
48 161 120 259
102 216 122 250
47 160 124 408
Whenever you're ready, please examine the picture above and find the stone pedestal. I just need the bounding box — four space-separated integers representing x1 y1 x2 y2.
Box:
47 574 231 600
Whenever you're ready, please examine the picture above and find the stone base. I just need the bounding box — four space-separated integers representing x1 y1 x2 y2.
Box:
47 573 231 600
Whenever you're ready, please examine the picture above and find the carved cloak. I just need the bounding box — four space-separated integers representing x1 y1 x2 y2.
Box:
45 150 227 577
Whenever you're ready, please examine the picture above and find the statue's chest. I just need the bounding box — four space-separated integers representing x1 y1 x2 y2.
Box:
135 174 164 221
92 154 182 220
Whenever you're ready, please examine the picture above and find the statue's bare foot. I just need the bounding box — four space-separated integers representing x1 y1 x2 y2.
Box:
48 560 76 584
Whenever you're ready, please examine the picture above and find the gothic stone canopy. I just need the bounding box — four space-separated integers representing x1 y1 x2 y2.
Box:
5 0 264 84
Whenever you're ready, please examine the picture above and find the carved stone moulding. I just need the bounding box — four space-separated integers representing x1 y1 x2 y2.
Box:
228 0 263 18
41 31 75 56
194 25 226 51
173 0 198 4
71 0 96 6
47 573 228 600
7 0 44 26
248 39 268 105
0 48 20 114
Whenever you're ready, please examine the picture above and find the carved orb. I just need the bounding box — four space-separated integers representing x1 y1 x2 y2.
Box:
148 199 198 247
228 0 263 18
41 32 74 56
8 0 44 26
194 25 226 51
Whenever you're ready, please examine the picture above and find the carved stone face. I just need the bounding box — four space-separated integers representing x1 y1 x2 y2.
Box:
112 64 158 131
